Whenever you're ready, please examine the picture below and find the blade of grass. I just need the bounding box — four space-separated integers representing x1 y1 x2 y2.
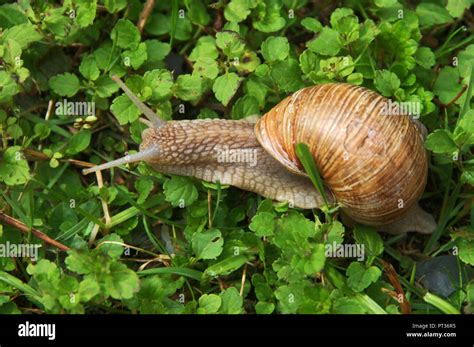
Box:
22 113 72 138
142 214 168 255
0 271 42 307
170 0 178 47
0 191 28 224
211 180 222 225
423 292 460 314
295 143 329 207
138 267 203 281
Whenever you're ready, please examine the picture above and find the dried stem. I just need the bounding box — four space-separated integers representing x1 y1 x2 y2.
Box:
381 259 411 314
0 212 70 252
137 0 155 33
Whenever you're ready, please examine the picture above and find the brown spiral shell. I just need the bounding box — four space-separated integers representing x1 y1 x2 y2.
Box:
255 83 428 226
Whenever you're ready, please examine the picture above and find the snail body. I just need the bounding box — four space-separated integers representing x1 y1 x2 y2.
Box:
83 77 436 234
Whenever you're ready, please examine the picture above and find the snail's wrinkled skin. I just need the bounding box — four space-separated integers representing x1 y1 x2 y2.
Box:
83 78 436 235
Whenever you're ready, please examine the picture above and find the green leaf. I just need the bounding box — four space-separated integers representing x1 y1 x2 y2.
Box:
145 40 171 62
66 130 91 155
415 47 436 69
333 297 367 313
304 244 326 274
0 146 30 186
326 221 345 245
261 36 290 62
425 129 458 154
212 73 242 106
75 0 97 28
224 0 254 23
255 301 275 314
434 67 465 105
346 262 382 292
78 277 100 302
231 95 259 120
144 69 173 101
189 36 218 61
49 73 81 97
104 261 140 299
374 0 398 8
416 3 453 27
173 74 203 101
249 211 275 237
111 19 140 50
374 70 400 97
197 294 221 314
0 71 19 102
94 75 120 98
185 0 211 26
215 31 246 58
103 0 127 13
307 27 342 56
163 176 199 207
110 94 141 125
219 287 243 314
135 177 154 204
2 23 42 49
353 225 384 258
252 0 285 33
192 229 224 260
193 57 219 79
0 4 28 28
271 59 304 92
97 234 124 259
204 255 250 277
79 55 100 81
453 110 474 147
3 39 22 67
122 42 148 70
446 0 471 17
457 238 474 266
300 18 322 33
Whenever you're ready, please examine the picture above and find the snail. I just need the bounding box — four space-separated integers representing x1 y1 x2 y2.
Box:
83 76 436 235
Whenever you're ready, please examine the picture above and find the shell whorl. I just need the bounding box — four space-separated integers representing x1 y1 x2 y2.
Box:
255 83 428 225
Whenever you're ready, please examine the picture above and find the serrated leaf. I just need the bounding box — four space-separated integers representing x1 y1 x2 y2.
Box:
0 146 30 186
197 294 221 314
374 70 400 97
111 19 140 50
66 130 91 155
79 55 100 81
457 239 474 266
425 129 458 154
49 73 80 97
212 73 242 106
192 229 224 260
307 27 342 56
219 287 243 314
416 3 453 27
163 176 198 207
110 94 141 125
261 36 289 62
353 225 383 258
249 212 275 237
173 74 203 101
346 262 381 292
